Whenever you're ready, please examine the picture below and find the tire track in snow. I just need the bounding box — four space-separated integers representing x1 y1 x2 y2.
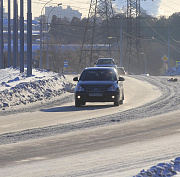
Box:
0 76 180 145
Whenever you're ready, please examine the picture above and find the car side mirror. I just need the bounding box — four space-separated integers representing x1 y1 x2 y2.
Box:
118 77 125 81
73 77 79 81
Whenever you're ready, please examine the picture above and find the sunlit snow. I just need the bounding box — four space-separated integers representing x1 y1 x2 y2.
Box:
0 67 73 109
0 67 179 177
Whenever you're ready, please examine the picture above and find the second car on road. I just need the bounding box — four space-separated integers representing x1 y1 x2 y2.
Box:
94 58 117 68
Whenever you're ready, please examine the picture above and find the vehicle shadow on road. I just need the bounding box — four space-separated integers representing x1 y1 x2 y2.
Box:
40 105 114 112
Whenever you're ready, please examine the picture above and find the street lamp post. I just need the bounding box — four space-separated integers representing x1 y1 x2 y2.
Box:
120 19 122 67
168 28 170 70
40 0 53 69
27 0 32 77
20 0 24 73
0 0 3 69
8 0 11 67
140 37 154 74
13 0 18 69
141 52 147 74
46 3 62 71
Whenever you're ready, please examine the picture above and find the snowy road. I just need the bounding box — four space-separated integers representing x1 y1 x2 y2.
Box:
0 74 180 176
0 76 160 134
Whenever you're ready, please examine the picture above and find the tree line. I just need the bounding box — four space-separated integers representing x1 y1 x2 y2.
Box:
38 12 180 75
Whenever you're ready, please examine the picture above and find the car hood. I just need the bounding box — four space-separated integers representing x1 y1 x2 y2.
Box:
78 80 116 87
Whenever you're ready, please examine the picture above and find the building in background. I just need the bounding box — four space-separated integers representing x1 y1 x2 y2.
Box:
44 6 82 23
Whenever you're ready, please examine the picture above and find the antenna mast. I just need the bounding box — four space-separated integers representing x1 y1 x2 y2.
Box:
125 0 144 74
80 0 120 69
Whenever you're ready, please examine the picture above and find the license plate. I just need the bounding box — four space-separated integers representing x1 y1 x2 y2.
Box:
89 93 103 96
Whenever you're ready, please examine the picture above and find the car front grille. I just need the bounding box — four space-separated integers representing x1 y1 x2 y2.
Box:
85 86 107 92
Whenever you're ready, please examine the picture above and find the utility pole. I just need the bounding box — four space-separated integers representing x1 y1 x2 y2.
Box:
27 0 32 76
13 0 18 69
40 0 53 69
120 19 122 67
8 0 11 67
20 0 24 73
46 4 62 71
0 0 3 69
168 28 170 70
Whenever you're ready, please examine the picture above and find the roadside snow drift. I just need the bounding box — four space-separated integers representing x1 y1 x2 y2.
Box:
165 66 180 76
134 157 180 177
0 68 73 109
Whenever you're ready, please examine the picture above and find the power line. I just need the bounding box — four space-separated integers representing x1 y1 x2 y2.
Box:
170 36 180 44
49 26 83 37
47 20 180 29
145 21 168 43
144 21 180 54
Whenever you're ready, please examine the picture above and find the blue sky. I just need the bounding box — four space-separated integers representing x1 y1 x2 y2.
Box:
114 0 180 17
141 0 180 17
3 0 180 20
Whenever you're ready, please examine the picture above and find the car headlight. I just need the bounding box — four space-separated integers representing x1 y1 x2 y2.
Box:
107 83 119 91
76 84 85 91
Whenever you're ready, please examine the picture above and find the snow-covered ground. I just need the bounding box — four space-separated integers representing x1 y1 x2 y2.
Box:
0 67 74 113
165 66 180 76
0 67 180 177
134 157 180 177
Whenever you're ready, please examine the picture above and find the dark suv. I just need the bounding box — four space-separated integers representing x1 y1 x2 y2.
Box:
73 67 125 107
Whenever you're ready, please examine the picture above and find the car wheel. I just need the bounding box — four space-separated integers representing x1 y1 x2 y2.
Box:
122 89 125 100
119 100 123 104
120 92 124 105
81 102 86 105
114 100 119 106
75 100 81 107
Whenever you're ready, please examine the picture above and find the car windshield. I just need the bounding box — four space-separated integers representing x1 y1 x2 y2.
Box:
97 59 115 65
80 70 117 81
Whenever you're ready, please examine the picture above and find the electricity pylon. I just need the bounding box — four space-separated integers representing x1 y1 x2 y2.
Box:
80 0 120 69
125 0 144 74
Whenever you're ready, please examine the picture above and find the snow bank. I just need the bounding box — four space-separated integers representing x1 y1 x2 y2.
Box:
165 66 180 76
134 157 180 177
0 68 74 109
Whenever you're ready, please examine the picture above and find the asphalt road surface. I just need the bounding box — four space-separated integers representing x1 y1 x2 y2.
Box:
0 75 180 177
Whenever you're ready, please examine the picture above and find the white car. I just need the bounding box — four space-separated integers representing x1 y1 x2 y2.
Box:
95 58 117 68
116 67 126 75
